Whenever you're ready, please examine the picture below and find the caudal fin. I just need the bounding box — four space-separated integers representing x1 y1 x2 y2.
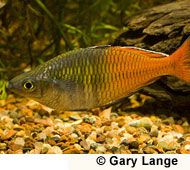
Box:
171 37 190 82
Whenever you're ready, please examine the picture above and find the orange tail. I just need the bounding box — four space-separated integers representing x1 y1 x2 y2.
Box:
170 37 190 82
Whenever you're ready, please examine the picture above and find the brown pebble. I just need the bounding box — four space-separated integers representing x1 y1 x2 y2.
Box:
125 125 137 134
16 130 26 137
47 146 63 154
150 125 159 137
68 112 81 120
128 117 153 129
13 149 23 154
0 143 7 150
172 125 184 134
121 138 139 149
96 135 106 143
102 120 112 126
137 134 150 144
34 118 53 126
83 116 96 124
9 142 23 151
80 140 90 150
116 117 126 127
1 130 16 140
60 135 68 141
76 123 92 134
158 141 179 151
180 142 190 154
99 107 111 120
51 134 61 141
128 141 139 149
24 138 34 149
104 126 112 132
63 147 82 154
119 146 131 154
47 139 57 146
88 149 96 154
143 147 158 154
162 117 175 125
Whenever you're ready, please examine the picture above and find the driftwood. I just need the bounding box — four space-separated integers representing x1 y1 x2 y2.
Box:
113 0 190 110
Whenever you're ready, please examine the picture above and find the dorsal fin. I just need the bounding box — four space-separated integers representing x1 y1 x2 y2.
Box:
88 45 168 58
111 46 169 58
88 45 111 49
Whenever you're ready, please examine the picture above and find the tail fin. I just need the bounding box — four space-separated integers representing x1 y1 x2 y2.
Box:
171 37 190 83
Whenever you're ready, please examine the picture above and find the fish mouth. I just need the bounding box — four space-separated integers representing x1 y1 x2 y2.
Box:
7 81 16 92
7 81 13 90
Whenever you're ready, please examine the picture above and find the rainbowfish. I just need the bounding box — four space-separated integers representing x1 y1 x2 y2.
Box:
8 37 190 111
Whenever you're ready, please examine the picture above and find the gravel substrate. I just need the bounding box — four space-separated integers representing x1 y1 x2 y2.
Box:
0 94 190 154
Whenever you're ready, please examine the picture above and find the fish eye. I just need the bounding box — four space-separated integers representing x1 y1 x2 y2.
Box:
23 80 35 91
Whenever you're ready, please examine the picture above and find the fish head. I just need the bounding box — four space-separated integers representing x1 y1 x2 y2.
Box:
8 71 43 99
8 70 68 110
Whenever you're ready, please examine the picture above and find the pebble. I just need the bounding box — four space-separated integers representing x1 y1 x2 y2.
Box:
137 134 150 144
34 118 53 126
121 138 139 149
41 144 51 153
95 145 106 153
111 146 119 152
1 94 190 154
99 107 111 121
14 137 25 146
184 144 190 151
74 144 82 151
68 112 81 120
47 139 57 145
116 117 126 127
128 117 153 129
0 143 7 150
9 142 23 151
125 125 137 134
128 140 139 149
29 149 41 154
182 121 189 126
76 123 92 134
2 130 16 140
51 134 61 141
13 149 23 154
47 146 63 154
80 140 90 150
37 132 47 141
143 147 158 154
16 130 26 137
1 115 13 124
63 146 81 154
120 133 133 141
83 116 96 124
162 117 175 125
185 136 190 142
13 124 24 131
86 133 97 146
172 125 184 133
158 141 180 151
96 135 106 143
150 125 159 137
103 126 112 132
70 133 78 140
34 142 43 150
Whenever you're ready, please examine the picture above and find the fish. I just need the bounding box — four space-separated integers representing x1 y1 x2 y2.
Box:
8 37 190 111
